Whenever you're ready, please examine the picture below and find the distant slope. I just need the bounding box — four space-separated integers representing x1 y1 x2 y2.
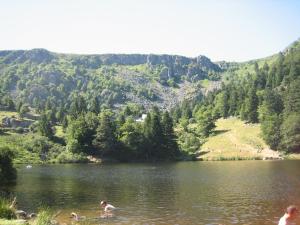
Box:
217 38 300 81
0 49 222 111
199 118 281 160
0 38 299 111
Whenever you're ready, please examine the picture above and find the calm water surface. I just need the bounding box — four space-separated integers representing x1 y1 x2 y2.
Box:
4 161 300 225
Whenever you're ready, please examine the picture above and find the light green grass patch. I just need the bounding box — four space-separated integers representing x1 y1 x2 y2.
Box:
200 117 278 160
199 79 211 88
54 125 65 139
0 111 19 122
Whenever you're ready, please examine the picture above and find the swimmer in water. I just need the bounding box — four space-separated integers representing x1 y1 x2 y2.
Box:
100 200 116 212
70 212 86 221
278 205 298 225
100 200 116 218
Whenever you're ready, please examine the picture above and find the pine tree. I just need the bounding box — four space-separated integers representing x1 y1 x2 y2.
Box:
119 118 144 159
93 112 118 156
38 114 54 138
162 111 179 158
150 110 164 158
245 85 259 123
70 95 87 117
281 113 300 152
259 89 283 150
196 109 216 138
89 96 100 114
280 78 300 152
66 116 89 153
228 88 238 116
275 53 284 87
260 114 282 150
283 78 300 115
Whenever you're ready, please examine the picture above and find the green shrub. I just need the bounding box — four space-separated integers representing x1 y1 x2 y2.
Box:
14 127 24 134
55 150 88 163
33 208 52 225
0 198 16 219
0 147 17 184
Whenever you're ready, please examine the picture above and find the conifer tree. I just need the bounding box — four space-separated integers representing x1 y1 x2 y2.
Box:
162 111 179 158
93 111 118 156
38 114 54 138
245 85 259 123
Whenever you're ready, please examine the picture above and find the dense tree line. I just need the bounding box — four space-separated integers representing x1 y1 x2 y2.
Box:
63 107 180 161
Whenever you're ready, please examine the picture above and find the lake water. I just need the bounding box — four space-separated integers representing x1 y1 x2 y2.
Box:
3 161 300 224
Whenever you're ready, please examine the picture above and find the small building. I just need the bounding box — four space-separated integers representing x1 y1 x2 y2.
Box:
135 114 147 122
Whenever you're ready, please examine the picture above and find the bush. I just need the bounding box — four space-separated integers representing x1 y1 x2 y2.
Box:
14 127 24 134
55 150 88 163
22 135 65 161
0 147 17 184
0 198 16 219
32 208 52 225
178 132 201 153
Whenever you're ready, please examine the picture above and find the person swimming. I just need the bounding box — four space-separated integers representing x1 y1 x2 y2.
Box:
100 200 116 212
70 212 86 221
278 205 298 225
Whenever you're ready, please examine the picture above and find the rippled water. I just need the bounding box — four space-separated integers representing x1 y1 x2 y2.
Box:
4 161 300 224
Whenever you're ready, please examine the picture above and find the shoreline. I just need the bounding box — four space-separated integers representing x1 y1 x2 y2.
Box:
13 154 300 166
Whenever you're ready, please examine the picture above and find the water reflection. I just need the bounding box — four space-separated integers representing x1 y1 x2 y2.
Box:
2 161 300 224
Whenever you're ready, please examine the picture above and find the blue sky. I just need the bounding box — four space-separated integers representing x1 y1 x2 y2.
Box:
0 0 300 61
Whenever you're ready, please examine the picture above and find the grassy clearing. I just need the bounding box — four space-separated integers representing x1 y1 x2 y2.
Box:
199 117 280 160
54 125 65 139
0 111 19 121
0 134 42 164
199 79 210 88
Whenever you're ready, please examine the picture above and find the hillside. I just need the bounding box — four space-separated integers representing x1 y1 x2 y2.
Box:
0 49 222 111
199 118 281 160
219 38 300 82
0 39 299 164
1 39 299 111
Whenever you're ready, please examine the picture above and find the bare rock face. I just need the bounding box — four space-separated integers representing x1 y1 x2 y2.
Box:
159 67 170 80
1 49 54 64
197 55 222 72
187 64 205 81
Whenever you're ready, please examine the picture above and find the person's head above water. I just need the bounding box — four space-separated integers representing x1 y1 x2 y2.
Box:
286 205 298 219
100 200 107 207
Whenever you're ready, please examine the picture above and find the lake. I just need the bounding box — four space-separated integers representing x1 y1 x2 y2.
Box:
3 161 300 224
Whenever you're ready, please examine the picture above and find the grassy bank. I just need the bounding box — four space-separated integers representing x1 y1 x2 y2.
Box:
0 133 88 164
0 197 54 225
199 117 282 160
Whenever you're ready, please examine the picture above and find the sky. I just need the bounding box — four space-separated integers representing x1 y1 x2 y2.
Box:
0 0 300 62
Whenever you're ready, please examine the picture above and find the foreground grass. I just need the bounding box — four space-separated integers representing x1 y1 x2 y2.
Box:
0 198 53 225
199 117 281 160
31 209 53 225
0 219 28 224
0 198 16 220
